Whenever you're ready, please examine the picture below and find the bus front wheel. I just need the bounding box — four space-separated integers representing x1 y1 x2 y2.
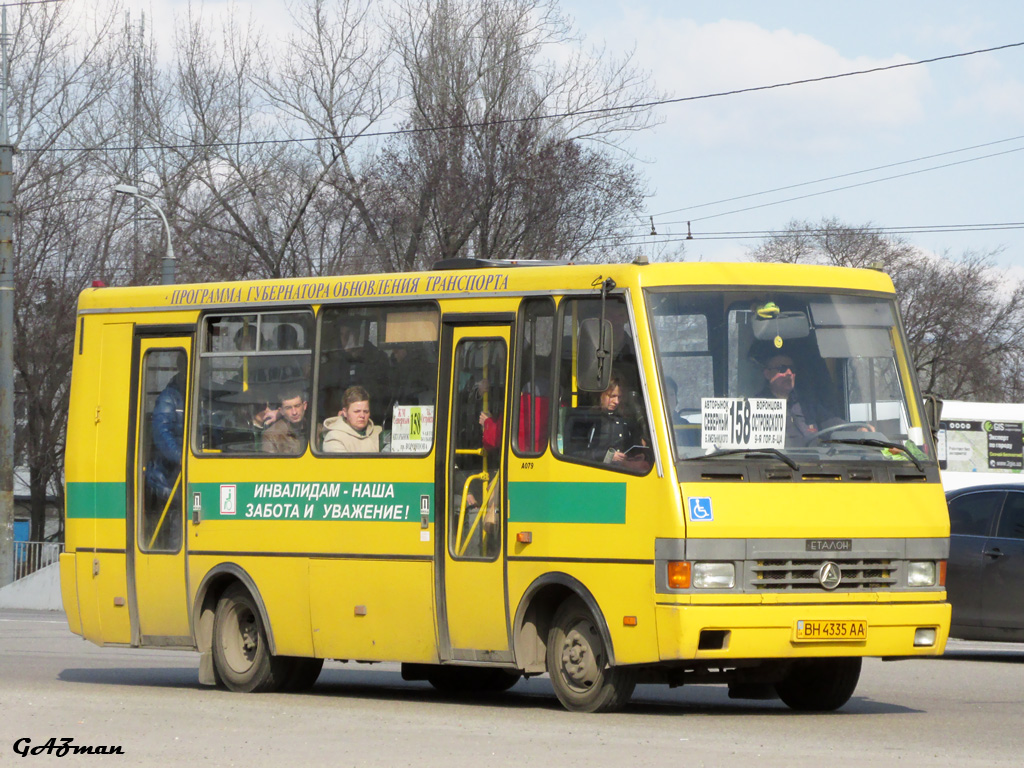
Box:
213 584 290 692
546 597 636 712
775 657 862 711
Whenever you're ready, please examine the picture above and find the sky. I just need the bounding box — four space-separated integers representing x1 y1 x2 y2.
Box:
554 1 1024 272
119 1 1024 274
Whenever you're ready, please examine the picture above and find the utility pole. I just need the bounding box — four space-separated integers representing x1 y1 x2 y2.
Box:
130 11 142 274
0 6 16 587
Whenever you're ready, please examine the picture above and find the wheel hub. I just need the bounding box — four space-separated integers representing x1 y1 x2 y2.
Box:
222 605 259 673
241 624 257 654
560 621 601 691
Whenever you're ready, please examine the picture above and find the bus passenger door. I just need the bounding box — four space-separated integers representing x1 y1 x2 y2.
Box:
439 323 513 662
129 333 194 646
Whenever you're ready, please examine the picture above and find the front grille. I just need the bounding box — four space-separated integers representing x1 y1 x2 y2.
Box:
751 559 897 590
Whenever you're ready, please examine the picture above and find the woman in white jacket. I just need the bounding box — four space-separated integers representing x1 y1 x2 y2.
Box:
322 385 382 453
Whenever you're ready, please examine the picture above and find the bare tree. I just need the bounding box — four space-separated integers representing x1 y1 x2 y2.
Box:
751 218 1024 402
255 0 395 274
372 0 657 268
114 4 337 282
105 0 657 282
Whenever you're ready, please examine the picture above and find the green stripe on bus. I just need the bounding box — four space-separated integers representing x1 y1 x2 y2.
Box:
66 482 127 519
507 482 627 524
66 480 623 525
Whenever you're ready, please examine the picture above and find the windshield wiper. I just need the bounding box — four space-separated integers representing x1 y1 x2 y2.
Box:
686 447 800 471
820 437 926 473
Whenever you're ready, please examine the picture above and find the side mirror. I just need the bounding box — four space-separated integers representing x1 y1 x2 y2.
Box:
576 317 612 392
922 393 944 437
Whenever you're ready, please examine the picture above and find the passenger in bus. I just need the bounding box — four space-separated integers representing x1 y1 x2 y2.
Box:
261 386 309 454
758 353 866 446
574 375 649 471
322 385 382 453
453 374 502 509
470 375 503 454
457 398 502 533
147 373 185 502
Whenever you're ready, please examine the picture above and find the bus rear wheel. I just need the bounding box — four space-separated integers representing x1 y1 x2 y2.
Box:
546 597 635 713
212 584 290 692
775 657 862 711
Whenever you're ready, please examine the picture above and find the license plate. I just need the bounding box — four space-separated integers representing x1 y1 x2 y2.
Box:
794 619 867 641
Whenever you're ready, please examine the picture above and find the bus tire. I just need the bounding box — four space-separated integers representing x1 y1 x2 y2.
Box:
546 597 635 713
775 657 861 712
212 584 289 692
283 657 324 692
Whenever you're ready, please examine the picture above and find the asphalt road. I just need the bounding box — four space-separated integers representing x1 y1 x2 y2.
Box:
1 609 1022 767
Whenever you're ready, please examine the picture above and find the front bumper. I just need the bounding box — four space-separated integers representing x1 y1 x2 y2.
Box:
655 600 951 660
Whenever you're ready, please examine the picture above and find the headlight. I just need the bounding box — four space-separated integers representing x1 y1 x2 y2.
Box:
914 627 937 647
692 562 735 589
907 561 937 587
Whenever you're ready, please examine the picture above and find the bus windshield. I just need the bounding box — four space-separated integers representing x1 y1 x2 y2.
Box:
646 288 933 466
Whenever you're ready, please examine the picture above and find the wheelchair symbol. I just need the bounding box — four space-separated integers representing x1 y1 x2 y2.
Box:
688 497 713 522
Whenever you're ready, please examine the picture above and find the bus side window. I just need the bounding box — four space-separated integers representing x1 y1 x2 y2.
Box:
514 298 555 456
315 303 439 455
554 297 650 473
196 312 313 455
140 349 186 552
449 338 505 559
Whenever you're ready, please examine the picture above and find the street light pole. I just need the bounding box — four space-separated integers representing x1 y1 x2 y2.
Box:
114 184 175 285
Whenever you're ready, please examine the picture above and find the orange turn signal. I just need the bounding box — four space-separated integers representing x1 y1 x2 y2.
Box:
939 560 947 587
668 560 691 589
516 531 532 544
623 616 637 627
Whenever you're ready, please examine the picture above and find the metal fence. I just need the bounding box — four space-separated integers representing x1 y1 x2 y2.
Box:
13 541 63 581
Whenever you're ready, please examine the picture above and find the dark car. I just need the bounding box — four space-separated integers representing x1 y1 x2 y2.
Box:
946 484 1024 642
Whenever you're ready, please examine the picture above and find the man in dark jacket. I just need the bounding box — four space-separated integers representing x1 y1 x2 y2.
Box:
147 375 184 501
759 354 841 446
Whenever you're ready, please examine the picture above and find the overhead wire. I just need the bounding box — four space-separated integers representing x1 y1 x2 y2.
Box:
651 134 1024 218
18 39 1024 155
585 222 1024 250
638 144 1024 231
0 0 67 7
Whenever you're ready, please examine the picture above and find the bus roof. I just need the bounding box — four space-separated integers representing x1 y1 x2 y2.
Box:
77 260 897 314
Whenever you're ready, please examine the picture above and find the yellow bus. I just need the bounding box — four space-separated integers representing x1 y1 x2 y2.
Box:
60 259 950 712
